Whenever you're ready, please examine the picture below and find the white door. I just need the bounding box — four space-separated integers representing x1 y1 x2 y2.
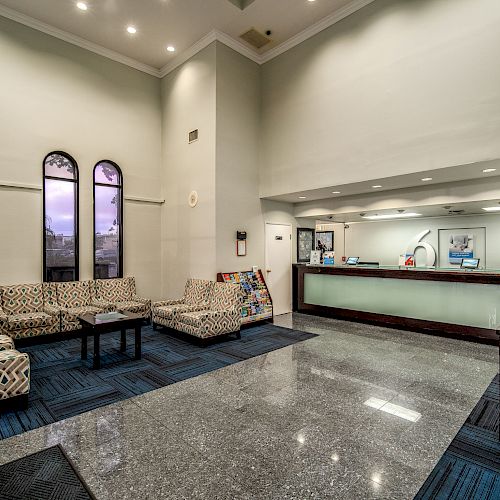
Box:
265 223 292 316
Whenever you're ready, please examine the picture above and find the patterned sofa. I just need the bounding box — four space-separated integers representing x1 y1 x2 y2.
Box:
54 280 114 332
153 280 242 341
93 277 151 320
0 283 60 339
0 278 151 339
152 279 213 331
0 334 30 410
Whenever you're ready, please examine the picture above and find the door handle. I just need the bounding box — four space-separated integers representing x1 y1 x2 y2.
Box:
266 269 272 273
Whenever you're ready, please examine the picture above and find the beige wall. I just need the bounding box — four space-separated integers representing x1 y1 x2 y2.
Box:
260 0 500 197
160 43 217 298
215 42 263 273
2 0 499 298
340 214 500 268
0 16 162 297
161 43 311 297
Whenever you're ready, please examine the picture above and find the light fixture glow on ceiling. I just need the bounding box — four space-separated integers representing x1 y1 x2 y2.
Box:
483 168 497 173
362 213 422 220
421 177 432 181
332 191 341 194
299 196 307 199
166 46 176 52
482 206 500 212
371 185 382 189
76 2 87 10
127 26 137 34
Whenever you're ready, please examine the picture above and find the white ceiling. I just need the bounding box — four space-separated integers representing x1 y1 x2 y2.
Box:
311 201 500 223
265 159 500 204
0 0 372 74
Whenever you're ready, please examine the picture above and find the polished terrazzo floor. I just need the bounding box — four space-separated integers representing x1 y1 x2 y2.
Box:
0 313 497 499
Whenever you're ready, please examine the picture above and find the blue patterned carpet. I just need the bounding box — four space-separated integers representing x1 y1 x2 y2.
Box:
415 374 500 499
0 324 316 440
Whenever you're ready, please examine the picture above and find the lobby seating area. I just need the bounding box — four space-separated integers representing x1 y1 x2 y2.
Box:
0 278 152 338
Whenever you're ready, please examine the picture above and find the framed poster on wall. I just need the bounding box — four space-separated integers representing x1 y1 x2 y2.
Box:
297 228 315 263
438 227 486 268
316 231 334 253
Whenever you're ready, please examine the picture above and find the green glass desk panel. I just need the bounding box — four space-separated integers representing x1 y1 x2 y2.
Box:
304 273 500 329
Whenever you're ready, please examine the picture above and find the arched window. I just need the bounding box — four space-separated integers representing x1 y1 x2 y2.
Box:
93 160 123 279
43 151 79 282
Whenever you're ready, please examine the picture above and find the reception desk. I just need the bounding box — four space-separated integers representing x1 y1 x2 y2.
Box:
293 264 500 344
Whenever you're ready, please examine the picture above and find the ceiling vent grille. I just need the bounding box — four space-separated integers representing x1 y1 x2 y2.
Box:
240 28 271 49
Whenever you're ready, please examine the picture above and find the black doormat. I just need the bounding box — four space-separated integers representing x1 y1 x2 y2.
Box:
414 373 500 499
1 324 317 439
0 445 95 500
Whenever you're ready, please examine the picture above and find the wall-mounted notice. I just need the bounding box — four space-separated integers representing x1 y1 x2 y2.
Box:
438 227 486 268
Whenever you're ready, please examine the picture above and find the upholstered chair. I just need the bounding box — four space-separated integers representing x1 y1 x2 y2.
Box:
92 277 151 320
0 334 15 351
0 336 30 411
152 279 214 330
55 280 113 332
176 282 243 340
0 283 60 339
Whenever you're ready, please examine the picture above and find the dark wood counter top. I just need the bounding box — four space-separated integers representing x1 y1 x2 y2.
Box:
293 264 500 285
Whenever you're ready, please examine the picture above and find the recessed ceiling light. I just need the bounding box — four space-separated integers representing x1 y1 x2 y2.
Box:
483 168 497 173
332 191 341 194
299 196 307 199
76 2 87 10
421 177 433 181
362 213 422 220
372 185 382 189
127 26 137 34
482 206 500 212
166 46 176 52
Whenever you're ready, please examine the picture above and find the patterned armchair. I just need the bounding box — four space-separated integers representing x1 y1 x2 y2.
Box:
176 282 242 340
55 281 113 332
92 277 151 320
152 279 214 330
0 283 60 340
0 334 30 410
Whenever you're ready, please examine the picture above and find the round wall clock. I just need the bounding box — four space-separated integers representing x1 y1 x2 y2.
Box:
188 190 198 208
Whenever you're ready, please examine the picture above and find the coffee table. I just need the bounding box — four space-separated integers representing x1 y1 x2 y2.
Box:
78 311 144 369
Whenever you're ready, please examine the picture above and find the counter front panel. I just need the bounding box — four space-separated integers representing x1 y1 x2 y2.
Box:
294 265 500 343
304 273 499 330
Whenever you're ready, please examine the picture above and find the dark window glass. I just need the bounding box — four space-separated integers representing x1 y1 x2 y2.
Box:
43 152 79 282
94 161 123 279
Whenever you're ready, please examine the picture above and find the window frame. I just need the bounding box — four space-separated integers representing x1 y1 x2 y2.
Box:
42 150 80 282
93 159 124 279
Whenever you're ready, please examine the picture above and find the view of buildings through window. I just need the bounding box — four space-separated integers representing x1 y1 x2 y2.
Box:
94 161 123 279
43 153 78 282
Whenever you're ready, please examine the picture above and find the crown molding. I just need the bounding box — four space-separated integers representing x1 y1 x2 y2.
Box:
158 30 217 78
213 29 262 64
0 0 374 79
158 0 375 76
260 0 376 63
0 4 161 77
159 29 261 78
